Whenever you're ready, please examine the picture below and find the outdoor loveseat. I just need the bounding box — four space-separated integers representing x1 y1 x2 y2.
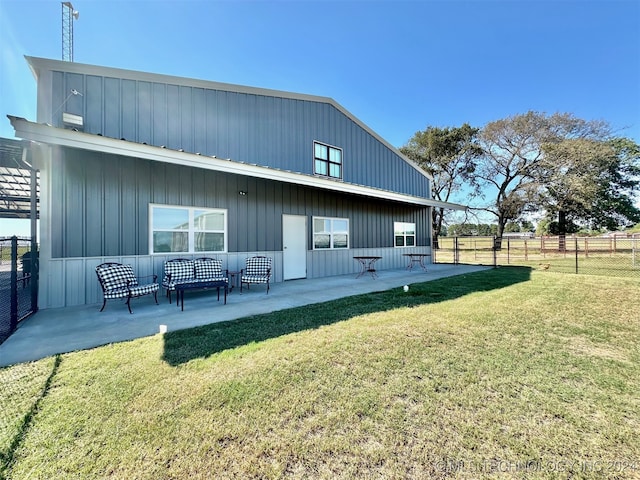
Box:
95 262 159 314
162 258 228 303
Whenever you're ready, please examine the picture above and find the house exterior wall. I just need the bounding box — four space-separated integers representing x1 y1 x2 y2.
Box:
36 145 431 308
22 57 439 309
50 146 430 258
33 60 430 199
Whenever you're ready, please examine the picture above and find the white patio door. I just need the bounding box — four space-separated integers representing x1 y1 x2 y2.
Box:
283 215 307 280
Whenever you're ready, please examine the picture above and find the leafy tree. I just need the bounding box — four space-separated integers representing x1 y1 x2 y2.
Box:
446 223 498 236
536 219 552 236
588 138 640 230
401 124 482 245
536 219 580 236
479 223 499 236
538 137 640 236
474 111 609 239
504 222 521 233
520 220 535 232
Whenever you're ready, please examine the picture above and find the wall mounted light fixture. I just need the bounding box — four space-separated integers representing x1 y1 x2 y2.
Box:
239 191 247 196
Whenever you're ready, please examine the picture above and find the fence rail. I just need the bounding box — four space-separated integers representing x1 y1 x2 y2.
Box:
434 235 640 278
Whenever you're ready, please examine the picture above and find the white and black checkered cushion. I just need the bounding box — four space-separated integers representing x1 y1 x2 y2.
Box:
96 264 138 299
129 283 159 297
162 260 195 290
241 257 271 283
194 258 224 280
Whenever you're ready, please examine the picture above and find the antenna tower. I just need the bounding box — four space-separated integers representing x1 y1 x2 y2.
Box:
61 2 79 62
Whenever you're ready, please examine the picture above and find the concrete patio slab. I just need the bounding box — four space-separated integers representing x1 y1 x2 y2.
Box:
0 264 489 367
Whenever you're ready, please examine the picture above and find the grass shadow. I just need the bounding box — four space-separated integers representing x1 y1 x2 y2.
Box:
162 266 531 366
0 355 61 479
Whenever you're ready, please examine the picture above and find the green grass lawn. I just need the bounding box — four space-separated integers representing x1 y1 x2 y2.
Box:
1 268 639 479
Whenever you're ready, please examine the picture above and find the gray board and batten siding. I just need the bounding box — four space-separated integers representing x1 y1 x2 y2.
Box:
51 148 430 259
31 56 430 198
42 145 430 308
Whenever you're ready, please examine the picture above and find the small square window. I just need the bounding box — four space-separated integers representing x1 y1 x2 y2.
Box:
314 141 343 179
313 216 349 249
394 222 416 248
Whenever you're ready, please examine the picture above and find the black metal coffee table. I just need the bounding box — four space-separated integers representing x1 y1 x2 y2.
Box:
402 253 431 271
175 280 228 311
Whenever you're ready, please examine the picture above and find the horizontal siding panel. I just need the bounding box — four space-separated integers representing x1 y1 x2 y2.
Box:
39 244 431 308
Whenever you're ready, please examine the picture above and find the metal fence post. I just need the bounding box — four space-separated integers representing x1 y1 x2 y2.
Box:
575 237 579 274
454 237 459 265
29 244 39 314
10 236 18 332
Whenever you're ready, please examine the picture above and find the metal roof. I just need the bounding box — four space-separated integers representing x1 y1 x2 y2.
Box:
0 137 39 219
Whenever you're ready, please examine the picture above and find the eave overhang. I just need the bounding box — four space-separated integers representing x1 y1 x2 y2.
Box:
8 116 467 211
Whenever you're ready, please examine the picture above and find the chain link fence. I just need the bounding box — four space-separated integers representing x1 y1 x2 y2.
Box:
434 235 640 278
0 237 38 345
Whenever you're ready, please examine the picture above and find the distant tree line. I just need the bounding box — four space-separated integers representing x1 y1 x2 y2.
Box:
400 112 640 247
444 221 535 237
442 220 640 238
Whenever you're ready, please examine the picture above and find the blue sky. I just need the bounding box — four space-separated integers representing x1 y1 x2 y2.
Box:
1 0 639 234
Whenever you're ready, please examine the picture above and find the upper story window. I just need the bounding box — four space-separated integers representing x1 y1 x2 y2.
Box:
314 141 343 179
150 204 227 254
394 222 416 247
313 216 349 249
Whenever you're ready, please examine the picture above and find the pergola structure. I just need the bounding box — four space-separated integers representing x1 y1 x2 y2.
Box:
0 137 38 222
0 137 39 332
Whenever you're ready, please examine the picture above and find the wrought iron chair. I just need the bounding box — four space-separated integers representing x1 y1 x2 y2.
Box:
240 256 272 293
95 263 159 313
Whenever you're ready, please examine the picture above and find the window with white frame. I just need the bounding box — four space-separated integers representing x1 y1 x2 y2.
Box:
394 222 416 247
314 141 343 179
150 205 227 254
313 216 349 249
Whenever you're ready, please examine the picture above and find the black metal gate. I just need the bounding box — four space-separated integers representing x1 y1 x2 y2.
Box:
0 236 38 345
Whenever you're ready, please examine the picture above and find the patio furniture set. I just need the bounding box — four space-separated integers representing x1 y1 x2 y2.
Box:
95 256 272 313
96 252 430 313
353 253 431 279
